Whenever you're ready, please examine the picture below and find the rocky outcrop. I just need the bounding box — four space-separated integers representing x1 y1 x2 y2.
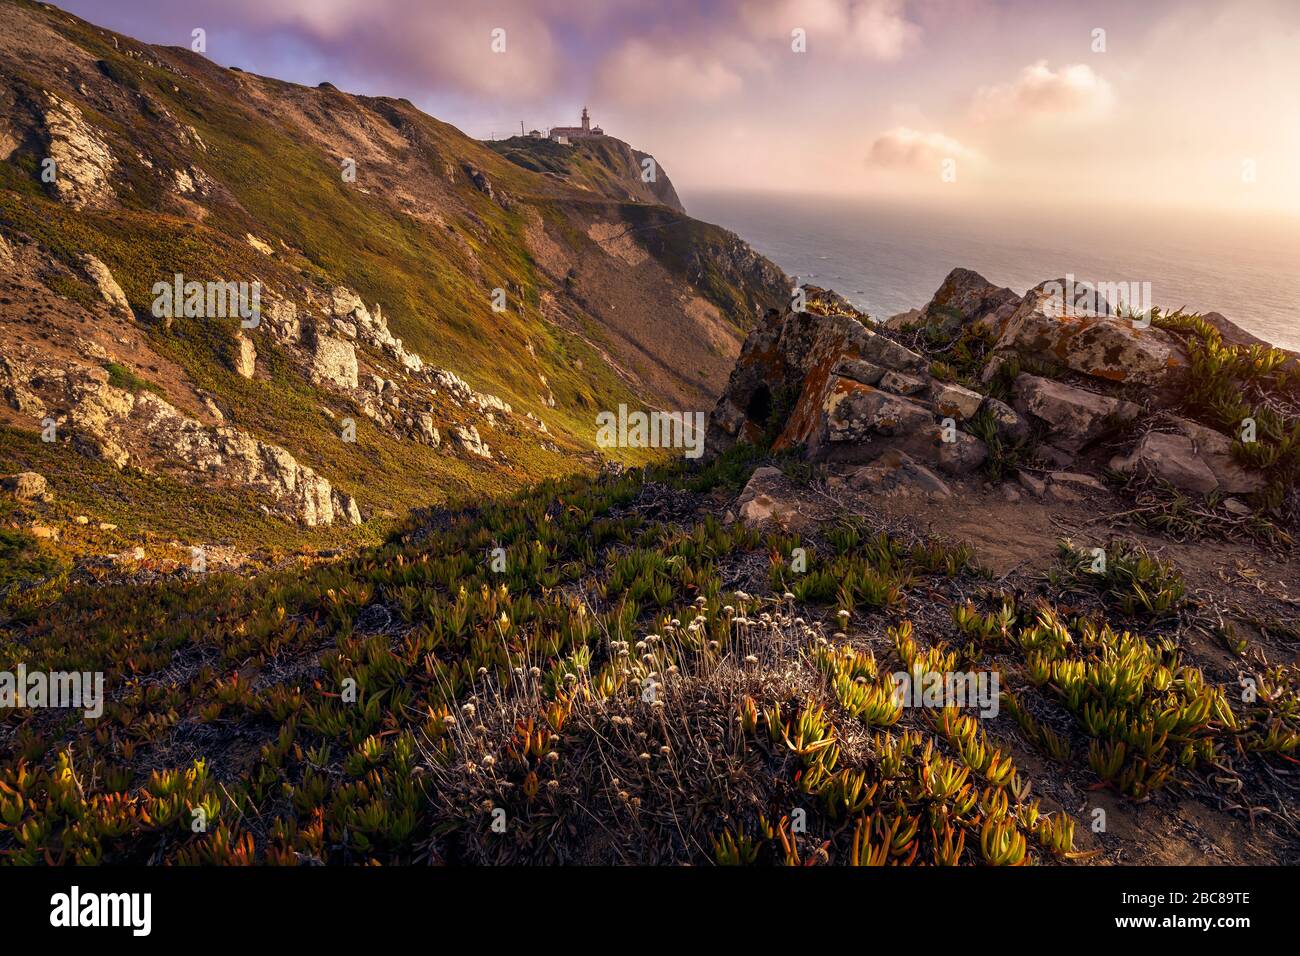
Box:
707 265 1274 505
2 471 52 502
452 424 491 458
1109 431 1219 494
306 327 359 390
80 255 130 315
2 359 360 526
233 332 256 379
42 93 115 209
917 268 1019 339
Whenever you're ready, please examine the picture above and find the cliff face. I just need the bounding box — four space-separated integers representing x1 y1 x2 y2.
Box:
0 0 788 548
486 134 686 213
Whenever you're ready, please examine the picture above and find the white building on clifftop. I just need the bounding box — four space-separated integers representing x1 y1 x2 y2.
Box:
549 107 604 143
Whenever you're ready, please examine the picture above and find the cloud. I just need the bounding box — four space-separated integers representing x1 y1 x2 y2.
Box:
70 0 569 99
737 0 920 60
971 60 1114 121
596 37 747 107
595 0 919 109
867 126 975 169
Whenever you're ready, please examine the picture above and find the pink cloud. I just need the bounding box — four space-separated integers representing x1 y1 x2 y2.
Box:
868 126 975 169
971 60 1114 121
738 0 920 60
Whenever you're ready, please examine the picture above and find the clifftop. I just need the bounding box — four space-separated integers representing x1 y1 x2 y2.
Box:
486 133 685 213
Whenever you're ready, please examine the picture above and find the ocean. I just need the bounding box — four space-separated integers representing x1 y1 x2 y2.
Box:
685 191 1300 352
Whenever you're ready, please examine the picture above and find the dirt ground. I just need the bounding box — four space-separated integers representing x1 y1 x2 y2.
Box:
727 465 1300 865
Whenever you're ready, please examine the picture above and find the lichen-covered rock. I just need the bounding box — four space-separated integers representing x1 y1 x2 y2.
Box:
822 380 934 444
1028 277 1114 316
706 306 924 458
919 268 1020 338
1012 373 1141 451
995 290 1187 385
929 381 984 420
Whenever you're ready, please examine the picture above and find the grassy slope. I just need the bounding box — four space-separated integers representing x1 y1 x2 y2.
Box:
0 0 783 561
1 441 1296 864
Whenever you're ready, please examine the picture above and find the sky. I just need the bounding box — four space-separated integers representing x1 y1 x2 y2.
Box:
58 0 1300 219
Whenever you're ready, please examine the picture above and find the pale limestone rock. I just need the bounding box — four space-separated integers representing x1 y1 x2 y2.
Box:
43 93 116 209
307 331 359 390
233 333 256 379
81 254 130 315
245 234 274 256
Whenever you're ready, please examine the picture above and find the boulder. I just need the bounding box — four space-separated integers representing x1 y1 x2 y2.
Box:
822 380 934 444
307 330 358 390
415 412 441 446
1012 374 1141 452
847 449 951 498
1028 277 1114 317
929 381 984 420
935 430 988 475
1109 431 1219 495
734 466 813 531
81 255 130 315
264 298 301 344
1175 419 1266 493
2 471 51 501
832 357 886 386
980 396 1030 443
452 424 491 458
919 268 1020 339
878 370 927 396
995 290 1187 385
